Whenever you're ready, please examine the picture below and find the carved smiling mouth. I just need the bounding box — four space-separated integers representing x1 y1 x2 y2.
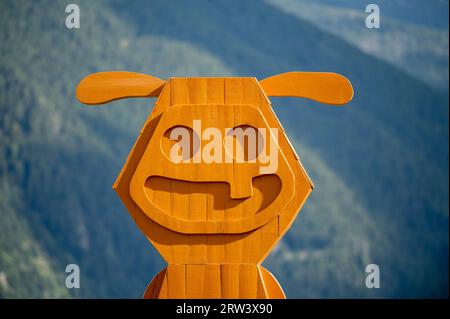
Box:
144 175 281 222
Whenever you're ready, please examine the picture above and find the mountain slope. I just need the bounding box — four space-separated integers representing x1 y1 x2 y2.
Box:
0 0 448 298
266 0 449 90
0 177 69 298
305 0 449 29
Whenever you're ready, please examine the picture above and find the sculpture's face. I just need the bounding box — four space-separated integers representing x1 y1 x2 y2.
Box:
76 72 352 263
117 77 310 236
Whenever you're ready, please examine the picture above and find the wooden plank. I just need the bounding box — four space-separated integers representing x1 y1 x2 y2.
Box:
204 264 221 298
221 264 240 298
167 264 186 298
186 264 205 298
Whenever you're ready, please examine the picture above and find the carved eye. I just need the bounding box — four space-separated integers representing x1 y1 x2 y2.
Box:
161 126 200 162
224 125 264 162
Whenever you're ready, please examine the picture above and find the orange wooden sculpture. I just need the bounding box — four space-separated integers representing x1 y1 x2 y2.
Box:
76 71 353 298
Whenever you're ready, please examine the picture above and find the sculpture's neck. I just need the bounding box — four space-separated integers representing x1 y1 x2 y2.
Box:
144 263 285 299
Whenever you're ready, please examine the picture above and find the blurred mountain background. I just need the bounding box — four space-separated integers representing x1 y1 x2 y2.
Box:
0 0 448 298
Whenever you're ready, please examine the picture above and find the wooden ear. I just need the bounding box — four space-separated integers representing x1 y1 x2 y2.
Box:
76 71 166 105
259 72 354 105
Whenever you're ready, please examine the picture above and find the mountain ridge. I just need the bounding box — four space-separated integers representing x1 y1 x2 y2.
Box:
0 0 447 298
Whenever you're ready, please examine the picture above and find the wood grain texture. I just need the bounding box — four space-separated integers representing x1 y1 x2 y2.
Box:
260 72 353 105
76 72 354 299
76 71 165 105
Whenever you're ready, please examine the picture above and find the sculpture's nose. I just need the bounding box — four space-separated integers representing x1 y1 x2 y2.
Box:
229 178 253 199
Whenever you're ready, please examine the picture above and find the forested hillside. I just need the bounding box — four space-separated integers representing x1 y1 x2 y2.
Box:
267 0 449 90
0 0 447 298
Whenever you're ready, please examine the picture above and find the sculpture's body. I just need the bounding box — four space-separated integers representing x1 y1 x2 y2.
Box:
76 71 353 298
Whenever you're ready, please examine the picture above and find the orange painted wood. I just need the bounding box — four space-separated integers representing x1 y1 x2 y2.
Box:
76 71 354 299
76 71 165 105
260 72 353 105
259 266 286 299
